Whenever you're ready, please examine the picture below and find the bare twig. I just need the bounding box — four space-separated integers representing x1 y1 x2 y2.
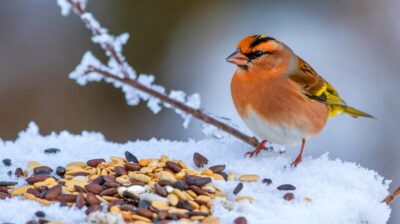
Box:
89 67 260 148
383 186 400 205
65 0 260 148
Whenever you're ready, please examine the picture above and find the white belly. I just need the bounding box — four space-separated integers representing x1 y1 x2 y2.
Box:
243 108 305 146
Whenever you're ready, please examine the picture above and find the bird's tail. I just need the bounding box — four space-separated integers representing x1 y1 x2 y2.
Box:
343 106 375 119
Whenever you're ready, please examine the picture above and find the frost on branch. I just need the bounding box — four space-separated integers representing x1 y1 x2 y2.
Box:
57 0 87 16
63 4 202 127
70 51 201 126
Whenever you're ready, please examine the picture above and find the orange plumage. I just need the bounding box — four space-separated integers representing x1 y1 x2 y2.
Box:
227 35 373 166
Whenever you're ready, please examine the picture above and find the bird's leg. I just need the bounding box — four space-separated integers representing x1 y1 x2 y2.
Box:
245 139 268 158
290 138 306 167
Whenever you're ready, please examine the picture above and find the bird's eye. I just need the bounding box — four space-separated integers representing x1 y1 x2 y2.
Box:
254 51 264 57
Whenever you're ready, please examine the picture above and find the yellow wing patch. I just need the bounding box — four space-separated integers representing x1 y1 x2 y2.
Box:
290 57 374 118
290 58 346 117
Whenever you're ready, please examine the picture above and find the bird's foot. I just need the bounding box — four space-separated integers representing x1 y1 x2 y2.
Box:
290 138 306 167
290 156 302 167
245 140 268 158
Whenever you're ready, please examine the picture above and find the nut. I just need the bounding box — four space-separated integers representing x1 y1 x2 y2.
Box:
239 174 259 182
167 193 179 206
128 173 151 183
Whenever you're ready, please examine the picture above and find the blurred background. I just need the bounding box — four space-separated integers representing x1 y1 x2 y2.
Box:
0 0 399 222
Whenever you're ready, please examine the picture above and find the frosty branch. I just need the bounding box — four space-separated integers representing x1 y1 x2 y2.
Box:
383 186 400 205
59 0 259 148
89 66 259 148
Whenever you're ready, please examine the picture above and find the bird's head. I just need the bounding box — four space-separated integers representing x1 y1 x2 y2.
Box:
226 35 296 76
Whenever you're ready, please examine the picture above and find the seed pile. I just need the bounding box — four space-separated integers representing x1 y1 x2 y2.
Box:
2 152 231 223
0 150 306 223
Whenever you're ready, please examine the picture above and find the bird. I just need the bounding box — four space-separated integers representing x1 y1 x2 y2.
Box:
227 35 374 166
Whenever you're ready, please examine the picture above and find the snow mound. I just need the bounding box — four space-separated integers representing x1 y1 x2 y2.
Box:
0 123 391 223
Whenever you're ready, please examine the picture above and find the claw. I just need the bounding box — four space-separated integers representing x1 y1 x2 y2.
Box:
244 140 267 158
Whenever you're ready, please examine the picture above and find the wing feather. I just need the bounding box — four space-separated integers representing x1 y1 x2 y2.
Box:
289 57 346 116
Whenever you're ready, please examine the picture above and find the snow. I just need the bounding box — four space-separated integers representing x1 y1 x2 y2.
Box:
0 123 392 223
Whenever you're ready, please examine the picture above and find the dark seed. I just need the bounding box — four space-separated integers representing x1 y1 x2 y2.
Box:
167 213 178 220
44 148 60 154
71 172 89 177
107 199 124 210
0 192 11 199
233 183 243 195
35 211 45 218
158 210 168 220
177 200 194 211
158 179 174 187
74 185 87 193
27 189 41 198
154 183 167 197
100 187 117 196
103 181 121 188
188 211 209 217
15 167 24 177
176 213 190 219
26 220 39 224
86 159 105 168
234 216 248 224
44 185 62 200
174 180 188 190
86 204 102 214
59 201 67 207
2 159 11 167
76 193 86 209
138 199 151 209
193 152 208 168
84 184 104 195
0 181 18 186
218 171 228 181
86 192 101 205
209 164 225 173
39 190 47 199
136 208 153 219
35 170 52 176
26 176 49 185
125 151 139 163
186 177 211 187
0 187 8 193
166 161 182 173
262 178 272 186
91 176 105 185
283 192 295 201
58 181 65 186
102 175 116 183
277 184 296 191
120 204 134 211
38 219 49 224
124 162 141 171
189 185 208 195
33 166 53 175
114 166 128 176
7 171 12 177
55 166 66 177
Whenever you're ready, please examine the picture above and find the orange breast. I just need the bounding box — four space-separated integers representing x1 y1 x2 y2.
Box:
230 70 328 138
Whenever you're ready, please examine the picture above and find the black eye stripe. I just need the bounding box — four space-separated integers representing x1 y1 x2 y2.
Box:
244 51 271 60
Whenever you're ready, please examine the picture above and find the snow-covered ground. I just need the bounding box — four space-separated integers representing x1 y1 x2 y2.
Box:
0 123 391 223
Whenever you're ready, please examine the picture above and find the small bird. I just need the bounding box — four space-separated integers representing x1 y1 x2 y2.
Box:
227 35 373 166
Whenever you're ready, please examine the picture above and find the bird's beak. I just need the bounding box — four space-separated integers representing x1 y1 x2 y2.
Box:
226 50 248 66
